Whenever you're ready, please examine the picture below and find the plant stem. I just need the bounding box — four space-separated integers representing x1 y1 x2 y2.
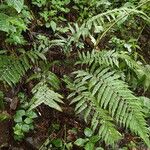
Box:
94 0 150 49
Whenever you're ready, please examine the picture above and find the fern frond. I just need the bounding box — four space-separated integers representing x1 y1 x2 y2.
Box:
0 50 46 86
77 50 119 67
77 50 145 75
86 7 150 31
29 81 63 111
70 87 122 145
86 2 150 47
68 23 89 41
69 67 150 146
77 49 150 90
0 55 30 86
27 71 60 90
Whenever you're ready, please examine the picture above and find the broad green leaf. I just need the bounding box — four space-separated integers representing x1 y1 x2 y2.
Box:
24 118 33 124
74 138 88 147
14 123 22 130
16 110 25 116
84 128 93 137
29 82 63 112
52 138 63 148
85 142 94 150
22 124 30 132
96 147 104 150
26 111 37 119
14 116 22 123
14 129 23 136
0 112 9 121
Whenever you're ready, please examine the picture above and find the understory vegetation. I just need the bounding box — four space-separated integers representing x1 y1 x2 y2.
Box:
0 0 150 149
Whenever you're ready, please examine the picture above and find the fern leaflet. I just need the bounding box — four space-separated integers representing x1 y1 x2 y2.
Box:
29 81 63 111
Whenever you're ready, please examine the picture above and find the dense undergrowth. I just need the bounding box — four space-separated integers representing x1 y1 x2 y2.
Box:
0 0 150 149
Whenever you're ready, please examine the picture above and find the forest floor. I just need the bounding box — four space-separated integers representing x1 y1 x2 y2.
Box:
0 1 150 149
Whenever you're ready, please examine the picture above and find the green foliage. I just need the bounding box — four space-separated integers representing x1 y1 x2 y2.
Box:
50 23 89 55
67 50 150 147
33 34 51 53
74 128 102 150
137 65 150 91
77 50 150 91
32 0 47 7
87 4 150 47
28 71 63 111
6 0 24 13
32 0 70 28
47 1 150 55
87 7 150 30
13 109 37 141
0 112 9 121
73 0 111 21
0 91 10 122
29 80 63 111
77 50 141 75
39 123 74 150
139 96 150 117
109 37 140 53
0 1 32 44
51 138 63 148
0 91 4 110
0 50 46 86
0 12 27 44
13 92 38 141
40 137 73 150
19 57 64 112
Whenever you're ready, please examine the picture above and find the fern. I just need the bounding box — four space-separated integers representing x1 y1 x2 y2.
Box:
78 50 150 91
28 70 63 111
86 3 150 31
68 51 150 147
77 50 141 70
0 50 46 86
49 23 89 54
29 81 63 111
69 81 122 145
77 50 119 67
85 1 150 47
6 0 24 13
87 7 150 29
0 55 29 86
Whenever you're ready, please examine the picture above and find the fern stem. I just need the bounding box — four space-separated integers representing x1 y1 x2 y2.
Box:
94 0 150 49
94 15 125 49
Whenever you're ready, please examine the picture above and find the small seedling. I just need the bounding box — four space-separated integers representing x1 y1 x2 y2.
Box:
13 109 37 141
74 127 103 150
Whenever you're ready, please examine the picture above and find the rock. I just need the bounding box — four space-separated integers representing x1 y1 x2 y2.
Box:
25 137 42 150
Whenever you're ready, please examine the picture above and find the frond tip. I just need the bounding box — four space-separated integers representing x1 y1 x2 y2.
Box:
29 81 63 111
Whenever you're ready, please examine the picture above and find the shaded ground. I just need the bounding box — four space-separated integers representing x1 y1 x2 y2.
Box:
0 121 9 149
0 104 84 149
